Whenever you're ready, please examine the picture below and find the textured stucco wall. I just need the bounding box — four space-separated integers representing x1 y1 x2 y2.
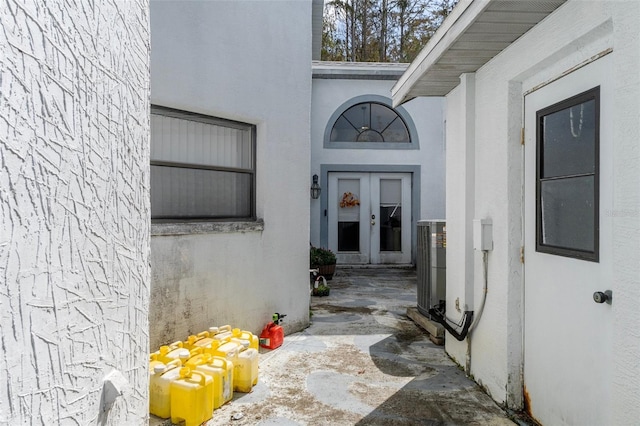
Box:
443 0 640 421
310 76 445 253
0 1 150 424
149 1 312 349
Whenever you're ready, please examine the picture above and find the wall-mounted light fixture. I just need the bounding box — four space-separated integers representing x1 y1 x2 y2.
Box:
310 174 321 199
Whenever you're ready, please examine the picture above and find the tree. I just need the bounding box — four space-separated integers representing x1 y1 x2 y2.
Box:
322 6 345 61
322 0 457 63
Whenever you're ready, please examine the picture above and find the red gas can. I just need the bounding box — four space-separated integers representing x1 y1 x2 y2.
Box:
259 322 283 350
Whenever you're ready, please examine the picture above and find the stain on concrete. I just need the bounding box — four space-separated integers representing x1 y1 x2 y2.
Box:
313 303 374 315
194 268 515 426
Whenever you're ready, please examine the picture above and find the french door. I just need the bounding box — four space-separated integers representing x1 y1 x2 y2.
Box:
328 172 411 264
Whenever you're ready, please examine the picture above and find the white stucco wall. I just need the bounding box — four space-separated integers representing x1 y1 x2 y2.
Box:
445 1 640 422
310 75 445 257
443 74 476 372
0 1 150 424
149 1 312 348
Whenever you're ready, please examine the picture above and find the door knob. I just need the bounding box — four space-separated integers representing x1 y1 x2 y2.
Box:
593 290 612 305
371 220 376 226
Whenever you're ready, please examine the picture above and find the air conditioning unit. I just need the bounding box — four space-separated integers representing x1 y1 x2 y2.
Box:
416 220 446 317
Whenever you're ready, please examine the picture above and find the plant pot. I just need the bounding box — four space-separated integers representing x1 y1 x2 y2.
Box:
313 263 336 280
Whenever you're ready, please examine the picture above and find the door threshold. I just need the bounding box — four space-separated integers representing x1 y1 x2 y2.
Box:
338 264 415 269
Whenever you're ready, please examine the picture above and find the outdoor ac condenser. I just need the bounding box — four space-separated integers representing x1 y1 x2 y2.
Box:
417 220 446 317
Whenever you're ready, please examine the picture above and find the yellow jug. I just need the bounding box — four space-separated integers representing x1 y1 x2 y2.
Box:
181 347 203 366
185 353 228 409
184 331 216 351
232 328 259 350
157 341 189 364
212 324 233 342
149 359 182 419
170 367 213 426
234 347 259 393
208 339 240 365
149 353 164 376
209 355 234 405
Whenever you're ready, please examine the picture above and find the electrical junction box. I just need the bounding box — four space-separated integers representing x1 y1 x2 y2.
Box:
473 218 493 251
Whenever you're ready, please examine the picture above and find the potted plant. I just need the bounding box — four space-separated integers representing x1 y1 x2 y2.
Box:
310 246 337 280
312 281 330 297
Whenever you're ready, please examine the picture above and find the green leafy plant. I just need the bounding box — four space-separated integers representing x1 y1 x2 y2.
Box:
310 246 336 267
312 283 330 297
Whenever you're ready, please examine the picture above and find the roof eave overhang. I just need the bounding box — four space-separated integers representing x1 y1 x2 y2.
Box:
312 61 409 80
392 0 567 107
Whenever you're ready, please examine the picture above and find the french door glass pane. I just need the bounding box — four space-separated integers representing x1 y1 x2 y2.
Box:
380 179 402 252
338 222 360 251
337 179 361 252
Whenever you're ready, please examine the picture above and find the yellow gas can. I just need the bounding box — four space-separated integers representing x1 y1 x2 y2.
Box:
170 368 213 426
232 328 259 350
234 348 259 393
149 359 182 419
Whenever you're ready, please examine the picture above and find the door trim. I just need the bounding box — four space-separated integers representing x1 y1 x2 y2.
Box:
319 164 421 265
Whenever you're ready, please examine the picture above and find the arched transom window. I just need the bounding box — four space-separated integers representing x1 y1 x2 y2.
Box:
330 102 411 143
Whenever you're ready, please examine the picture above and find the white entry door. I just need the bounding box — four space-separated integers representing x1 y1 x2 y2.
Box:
523 56 613 425
328 172 411 264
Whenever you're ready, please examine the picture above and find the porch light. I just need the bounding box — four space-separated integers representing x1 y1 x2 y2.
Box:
310 174 321 199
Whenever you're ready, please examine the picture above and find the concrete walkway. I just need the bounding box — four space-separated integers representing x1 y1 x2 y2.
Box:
154 267 516 425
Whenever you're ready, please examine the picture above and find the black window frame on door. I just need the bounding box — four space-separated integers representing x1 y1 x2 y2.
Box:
536 86 600 262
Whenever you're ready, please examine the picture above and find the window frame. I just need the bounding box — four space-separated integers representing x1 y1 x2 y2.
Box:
150 105 257 222
535 87 600 262
323 95 419 150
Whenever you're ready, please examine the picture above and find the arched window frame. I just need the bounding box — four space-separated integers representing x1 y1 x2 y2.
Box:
323 95 419 150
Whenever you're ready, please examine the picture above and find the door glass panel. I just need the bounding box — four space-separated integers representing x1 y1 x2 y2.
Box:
541 99 596 179
537 87 599 260
337 179 361 252
540 176 595 252
380 179 402 252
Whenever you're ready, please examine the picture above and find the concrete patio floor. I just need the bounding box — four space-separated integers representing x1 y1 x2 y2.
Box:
153 267 517 425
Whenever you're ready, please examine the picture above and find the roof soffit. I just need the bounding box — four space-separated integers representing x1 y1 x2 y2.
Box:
392 0 567 106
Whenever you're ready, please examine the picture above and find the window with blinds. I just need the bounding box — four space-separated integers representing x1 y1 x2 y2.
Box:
150 106 256 220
